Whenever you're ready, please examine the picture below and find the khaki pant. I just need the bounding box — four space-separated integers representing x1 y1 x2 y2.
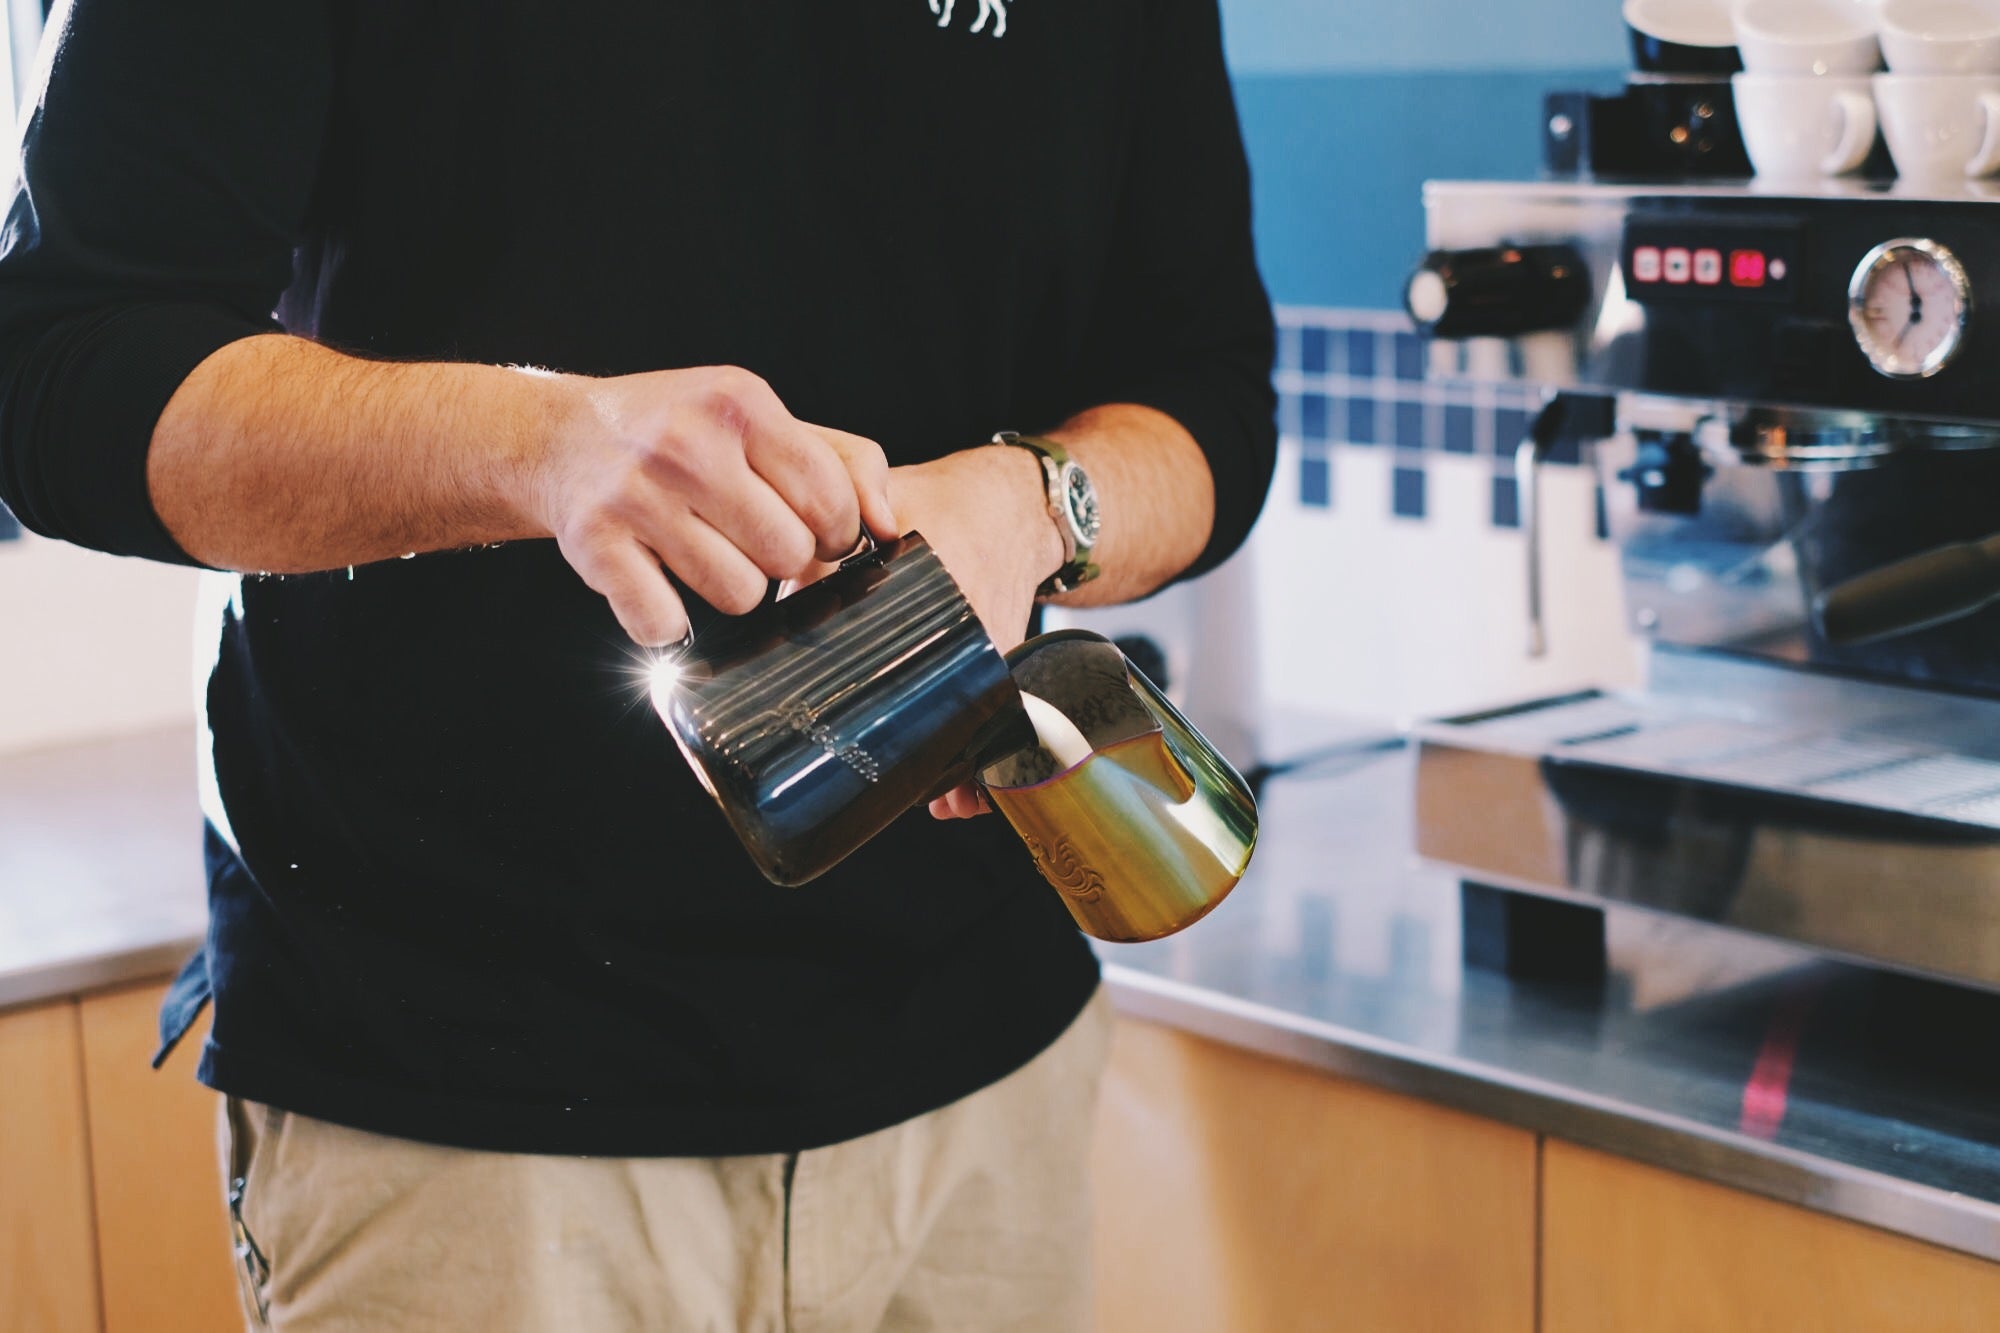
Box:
218 989 1112 1333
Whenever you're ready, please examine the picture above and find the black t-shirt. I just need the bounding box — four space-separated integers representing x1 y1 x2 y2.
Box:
0 0 1275 1155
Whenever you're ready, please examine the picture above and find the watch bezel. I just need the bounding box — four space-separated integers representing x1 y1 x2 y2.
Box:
1059 461 1102 547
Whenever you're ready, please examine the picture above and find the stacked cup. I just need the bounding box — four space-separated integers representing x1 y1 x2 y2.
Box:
1874 0 2000 182
1731 0 1883 181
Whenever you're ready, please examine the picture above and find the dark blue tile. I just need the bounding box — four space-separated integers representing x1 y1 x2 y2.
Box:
1393 332 1425 381
1393 400 1425 449
1547 433 1583 467
1345 329 1377 378
1301 392 1330 442
1299 453 1332 508
1443 404 1476 454
1300 326 1331 374
1492 473 1521 528
1392 463 1427 520
0 499 17 542
1344 396 1378 444
1493 407 1530 457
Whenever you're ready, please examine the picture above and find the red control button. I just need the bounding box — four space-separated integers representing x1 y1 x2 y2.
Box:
1729 250 1767 287
1633 246 1662 283
1663 248 1692 284
1694 249 1723 285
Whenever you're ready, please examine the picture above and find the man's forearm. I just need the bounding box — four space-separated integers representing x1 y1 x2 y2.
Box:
1045 403 1216 606
147 333 894 644
148 333 564 573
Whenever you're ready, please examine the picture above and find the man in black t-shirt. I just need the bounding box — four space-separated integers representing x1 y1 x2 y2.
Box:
0 1 1275 1327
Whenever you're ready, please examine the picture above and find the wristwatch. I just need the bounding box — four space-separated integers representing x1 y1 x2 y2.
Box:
993 431 1101 596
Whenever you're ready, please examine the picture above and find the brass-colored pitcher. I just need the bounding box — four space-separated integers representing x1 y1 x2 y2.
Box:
978 631 1258 943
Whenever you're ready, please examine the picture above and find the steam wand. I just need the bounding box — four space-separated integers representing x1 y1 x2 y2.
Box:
1515 391 1613 658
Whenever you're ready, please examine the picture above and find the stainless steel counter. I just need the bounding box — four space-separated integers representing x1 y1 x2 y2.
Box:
1101 734 2000 1263
0 726 206 1009
5 724 1998 1263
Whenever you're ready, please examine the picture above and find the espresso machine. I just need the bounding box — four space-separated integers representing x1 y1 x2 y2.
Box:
1405 175 2000 992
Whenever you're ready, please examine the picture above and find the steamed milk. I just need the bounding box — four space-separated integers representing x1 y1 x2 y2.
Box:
1019 691 1092 770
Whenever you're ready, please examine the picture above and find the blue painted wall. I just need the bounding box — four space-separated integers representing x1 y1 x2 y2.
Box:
1221 0 1626 309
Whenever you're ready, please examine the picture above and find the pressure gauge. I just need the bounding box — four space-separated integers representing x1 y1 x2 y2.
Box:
1848 238 1972 380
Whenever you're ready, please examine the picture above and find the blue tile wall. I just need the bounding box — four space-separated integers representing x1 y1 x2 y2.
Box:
0 499 18 543
1301 392 1329 443
1492 474 1522 529
1391 462 1426 520
1442 403 1475 455
1300 325 1330 375
1299 453 1331 509
1392 400 1424 450
1275 304 1599 533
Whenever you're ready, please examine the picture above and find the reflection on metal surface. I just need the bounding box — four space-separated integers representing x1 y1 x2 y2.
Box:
661 533 1030 886
1415 652 2000 990
1103 742 2000 1263
984 632 1258 943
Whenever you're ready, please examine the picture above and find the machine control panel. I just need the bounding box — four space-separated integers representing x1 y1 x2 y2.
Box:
1621 216 1804 305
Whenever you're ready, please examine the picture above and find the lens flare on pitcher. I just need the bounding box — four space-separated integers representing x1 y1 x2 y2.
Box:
648 653 684 718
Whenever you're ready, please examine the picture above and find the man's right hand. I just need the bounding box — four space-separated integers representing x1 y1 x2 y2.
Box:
526 366 897 645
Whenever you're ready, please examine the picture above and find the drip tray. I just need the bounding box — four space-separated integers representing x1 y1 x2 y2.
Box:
1438 692 2000 831
1413 652 2000 993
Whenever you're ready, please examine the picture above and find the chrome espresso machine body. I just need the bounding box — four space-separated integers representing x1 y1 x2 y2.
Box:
1408 178 2000 992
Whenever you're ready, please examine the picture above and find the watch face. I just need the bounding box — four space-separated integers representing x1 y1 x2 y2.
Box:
1848 238 1972 380
1063 464 1101 545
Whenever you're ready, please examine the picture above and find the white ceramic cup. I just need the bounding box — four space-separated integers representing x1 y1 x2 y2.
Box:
1874 72 2000 177
1625 0 1737 48
1734 0 1883 73
1733 73 1881 175
1878 0 2000 73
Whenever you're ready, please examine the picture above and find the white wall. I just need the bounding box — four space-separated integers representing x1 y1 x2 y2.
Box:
1251 440 1641 726
0 533 199 754
1060 439 1643 767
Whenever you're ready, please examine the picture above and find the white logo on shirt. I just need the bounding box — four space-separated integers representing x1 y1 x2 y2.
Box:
929 0 1009 37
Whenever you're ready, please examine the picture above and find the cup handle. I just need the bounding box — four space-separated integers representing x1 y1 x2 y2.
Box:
1821 91 1877 176
1967 92 2000 177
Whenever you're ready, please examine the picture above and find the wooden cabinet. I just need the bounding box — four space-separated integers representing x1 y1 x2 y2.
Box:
1092 1017 1539 1333
0 1000 100 1333
1543 1139 2000 1333
78 981 238 1333
0 980 237 1333
16 985 2000 1331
